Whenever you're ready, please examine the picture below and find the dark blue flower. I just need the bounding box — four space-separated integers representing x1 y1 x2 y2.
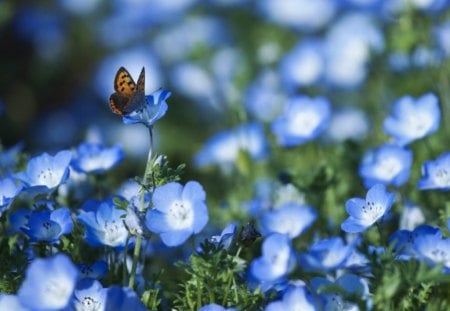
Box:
259 203 316 239
71 142 124 174
78 260 108 279
122 89 170 128
359 144 412 188
17 253 79 310
209 222 237 249
8 208 31 234
78 199 128 248
15 150 72 193
271 96 331 147
0 177 22 216
145 181 209 247
104 286 146 311
250 233 295 283
341 184 395 233
384 93 440 146
299 237 356 272
417 152 450 190
22 207 73 243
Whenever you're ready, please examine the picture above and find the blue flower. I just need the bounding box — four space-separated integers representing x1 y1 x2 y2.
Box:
78 199 128 248
22 207 73 243
78 260 108 279
104 286 146 311
259 203 317 239
209 223 237 249
250 233 295 283
271 96 331 147
15 150 72 193
17 253 79 310
417 152 450 190
359 144 412 188
122 89 170 128
413 226 450 271
325 108 369 142
341 184 395 233
298 237 356 272
0 177 22 216
8 208 31 234
384 93 440 146
145 181 209 247
0 294 28 311
389 225 440 260
194 122 268 170
73 278 107 311
265 285 317 311
71 142 124 174
199 303 237 311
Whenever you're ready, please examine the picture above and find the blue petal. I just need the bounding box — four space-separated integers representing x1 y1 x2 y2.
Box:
152 182 183 212
160 229 191 247
182 181 206 203
145 209 170 233
341 217 368 233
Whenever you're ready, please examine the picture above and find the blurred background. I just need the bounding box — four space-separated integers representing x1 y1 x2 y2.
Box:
1 0 449 192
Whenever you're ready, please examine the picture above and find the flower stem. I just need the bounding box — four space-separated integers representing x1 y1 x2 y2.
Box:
128 126 154 289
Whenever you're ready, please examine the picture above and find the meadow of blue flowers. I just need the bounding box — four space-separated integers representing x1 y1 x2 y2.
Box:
1 0 450 310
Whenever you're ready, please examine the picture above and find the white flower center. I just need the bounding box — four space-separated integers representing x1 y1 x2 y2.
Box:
288 109 321 136
361 200 384 223
167 200 194 230
434 168 450 187
374 156 402 180
75 295 102 311
43 278 73 308
101 219 127 247
37 167 62 188
404 111 433 137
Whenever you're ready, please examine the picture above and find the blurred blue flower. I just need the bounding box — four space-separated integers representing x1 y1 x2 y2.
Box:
15 150 72 193
399 202 425 230
244 70 285 122
0 177 22 216
146 181 209 247
17 254 79 310
325 108 369 142
258 0 337 31
78 260 108 279
279 39 324 89
104 286 146 311
271 96 331 147
250 233 295 283
122 89 170 128
435 21 450 57
73 278 106 311
194 122 268 170
384 93 440 146
417 152 450 190
199 303 237 311
78 199 128 248
71 142 124 174
341 184 395 233
0 142 24 176
0 294 28 311
259 203 316 239
323 12 384 88
359 144 412 188
389 225 440 261
413 226 450 271
265 285 317 311
22 207 73 243
299 237 356 272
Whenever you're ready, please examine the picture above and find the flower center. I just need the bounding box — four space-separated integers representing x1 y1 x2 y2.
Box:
44 278 72 307
36 167 61 188
102 219 127 247
288 109 321 136
78 295 102 311
405 112 432 137
167 200 194 230
361 200 384 223
374 156 402 180
434 168 450 187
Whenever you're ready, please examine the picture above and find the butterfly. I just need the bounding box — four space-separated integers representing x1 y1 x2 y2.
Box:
109 66 146 116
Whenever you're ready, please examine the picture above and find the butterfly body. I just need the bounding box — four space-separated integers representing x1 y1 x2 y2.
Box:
109 67 146 116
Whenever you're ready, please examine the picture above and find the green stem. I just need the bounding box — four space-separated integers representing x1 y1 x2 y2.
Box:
123 235 129 287
128 126 154 289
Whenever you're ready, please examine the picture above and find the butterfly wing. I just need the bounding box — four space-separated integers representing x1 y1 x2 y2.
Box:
109 92 131 116
113 67 137 97
126 67 146 113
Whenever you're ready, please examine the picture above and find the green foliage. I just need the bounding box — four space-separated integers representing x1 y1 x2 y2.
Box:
172 240 266 310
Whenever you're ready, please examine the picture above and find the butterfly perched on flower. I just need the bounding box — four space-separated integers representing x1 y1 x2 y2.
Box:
109 67 146 116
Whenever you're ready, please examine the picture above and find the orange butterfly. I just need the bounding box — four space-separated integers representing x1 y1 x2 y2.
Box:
109 67 146 116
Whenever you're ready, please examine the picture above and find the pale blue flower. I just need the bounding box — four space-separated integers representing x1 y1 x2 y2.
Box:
384 93 440 146
417 152 450 190
18 254 79 310
123 89 170 128
73 278 107 311
15 150 72 193
199 303 237 311
271 96 331 147
359 144 412 188
265 285 317 311
71 142 124 174
146 181 209 247
341 184 395 233
0 177 22 216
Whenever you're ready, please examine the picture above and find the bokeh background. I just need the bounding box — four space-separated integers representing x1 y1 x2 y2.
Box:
1 0 450 204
